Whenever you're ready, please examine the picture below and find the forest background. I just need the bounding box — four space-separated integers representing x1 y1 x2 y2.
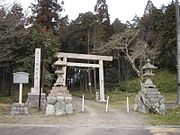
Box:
0 0 178 98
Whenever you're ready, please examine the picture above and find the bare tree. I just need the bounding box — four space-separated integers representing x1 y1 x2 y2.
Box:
0 2 27 65
95 28 159 86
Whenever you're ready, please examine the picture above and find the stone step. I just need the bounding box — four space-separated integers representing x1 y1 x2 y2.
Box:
52 87 67 91
50 93 72 97
50 90 69 94
149 97 160 103
145 88 159 92
146 94 161 98
145 91 160 95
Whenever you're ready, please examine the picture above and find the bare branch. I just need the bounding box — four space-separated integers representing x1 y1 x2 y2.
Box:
93 28 159 80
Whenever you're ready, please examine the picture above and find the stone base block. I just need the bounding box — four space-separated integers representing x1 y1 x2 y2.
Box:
26 93 47 109
46 104 55 115
50 86 69 95
135 87 166 114
46 95 73 116
11 103 29 115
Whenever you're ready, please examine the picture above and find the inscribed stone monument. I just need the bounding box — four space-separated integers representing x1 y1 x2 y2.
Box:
26 48 46 109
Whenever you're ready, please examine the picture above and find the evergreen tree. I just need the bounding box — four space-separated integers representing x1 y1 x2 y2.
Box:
0 3 27 67
139 1 176 70
126 15 141 28
140 0 157 44
0 3 29 96
157 1 177 70
144 0 155 16
30 0 67 35
111 18 126 34
94 0 112 40
29 0 68 87
62 12 104 54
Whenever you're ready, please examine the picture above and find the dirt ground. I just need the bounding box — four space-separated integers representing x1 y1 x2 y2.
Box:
0 97 148 126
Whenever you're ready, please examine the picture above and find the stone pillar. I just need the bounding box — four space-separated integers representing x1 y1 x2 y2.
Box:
32 48 41 94
99 60 105 101
26 48 47 109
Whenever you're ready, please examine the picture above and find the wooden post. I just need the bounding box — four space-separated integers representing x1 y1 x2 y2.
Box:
126 96 130 113
105 96 109 112
99 60 105 101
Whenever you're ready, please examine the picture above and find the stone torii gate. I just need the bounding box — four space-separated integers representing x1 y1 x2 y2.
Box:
56 52 113 102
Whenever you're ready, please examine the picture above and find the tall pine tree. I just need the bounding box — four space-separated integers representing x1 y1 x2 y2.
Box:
94 0 112 40
29 0 68 88
30 0 67 35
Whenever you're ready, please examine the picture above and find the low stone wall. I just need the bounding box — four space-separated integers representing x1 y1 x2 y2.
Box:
46 95 73 115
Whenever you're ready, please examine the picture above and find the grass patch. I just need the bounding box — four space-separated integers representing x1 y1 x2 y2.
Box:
147 92 178 125
114 70 177 93
162 92 177 104
0 104 11 115
154 70 177 92
149 107 180 125
70 89 96 100
107 91 136 104
0 85 31 104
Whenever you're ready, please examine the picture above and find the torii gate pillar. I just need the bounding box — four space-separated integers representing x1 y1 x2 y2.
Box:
99 60 105 101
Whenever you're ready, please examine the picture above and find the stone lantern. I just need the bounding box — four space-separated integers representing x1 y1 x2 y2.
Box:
45 57 73 116
53 58 66 87
142 59 157 88
135 59 166 114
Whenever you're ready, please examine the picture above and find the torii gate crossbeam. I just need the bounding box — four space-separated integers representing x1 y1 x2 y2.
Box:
56 52 113 102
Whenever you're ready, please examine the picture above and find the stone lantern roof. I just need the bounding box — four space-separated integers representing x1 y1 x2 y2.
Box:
142 59 157 77
142 59 157 70
54 58 66 66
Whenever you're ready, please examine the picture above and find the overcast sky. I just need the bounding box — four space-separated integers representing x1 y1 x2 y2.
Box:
9 0 173 23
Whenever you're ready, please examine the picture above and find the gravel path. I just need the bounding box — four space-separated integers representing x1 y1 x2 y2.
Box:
0 97 148 126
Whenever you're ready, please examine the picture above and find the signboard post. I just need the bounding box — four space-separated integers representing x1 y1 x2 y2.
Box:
13 72 29 104
11 72 29 115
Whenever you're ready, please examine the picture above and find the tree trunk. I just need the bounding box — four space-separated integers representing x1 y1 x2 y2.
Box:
8 65 13 96
93 68 97 92
117 49 121 82
80 72 83 91
85 71 88 92
88 68 92 94
2 68 5 96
